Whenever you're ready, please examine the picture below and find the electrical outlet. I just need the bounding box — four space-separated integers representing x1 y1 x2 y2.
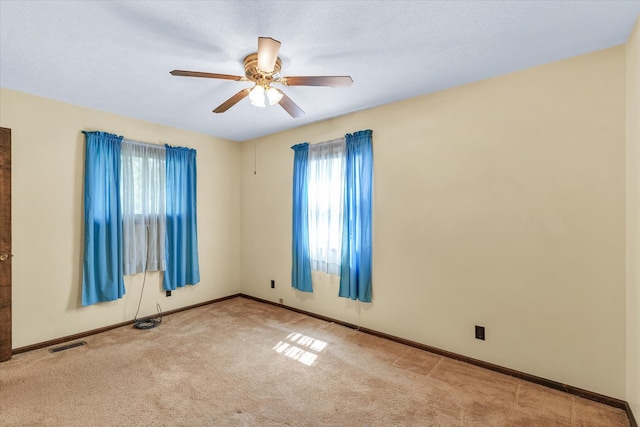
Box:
166 290 171 297
271 280 275 289
475 325 485 341
279 298 283 304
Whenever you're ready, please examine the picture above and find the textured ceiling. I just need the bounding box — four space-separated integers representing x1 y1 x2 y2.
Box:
1 1 639 142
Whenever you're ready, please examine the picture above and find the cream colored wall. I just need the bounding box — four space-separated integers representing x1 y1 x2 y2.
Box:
240 46 627 398
0 42 630 403
0 88 241 348
627 16 640 419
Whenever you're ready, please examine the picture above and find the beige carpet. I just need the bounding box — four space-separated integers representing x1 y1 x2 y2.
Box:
0 297 630 426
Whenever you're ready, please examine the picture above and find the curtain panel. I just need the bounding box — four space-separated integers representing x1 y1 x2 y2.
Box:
339 130 373 302
291 143 313 292
163 144 200 291
82 131 126 305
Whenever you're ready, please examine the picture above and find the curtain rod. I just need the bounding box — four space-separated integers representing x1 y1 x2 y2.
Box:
311 137 345 146
122 138 164 149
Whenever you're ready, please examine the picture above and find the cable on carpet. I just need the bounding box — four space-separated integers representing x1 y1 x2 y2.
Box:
133 303 163 330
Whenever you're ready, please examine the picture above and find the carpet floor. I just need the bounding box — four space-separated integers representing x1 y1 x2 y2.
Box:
0 297 631 426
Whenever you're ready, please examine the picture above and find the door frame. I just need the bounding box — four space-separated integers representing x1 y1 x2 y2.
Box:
1 127 11 362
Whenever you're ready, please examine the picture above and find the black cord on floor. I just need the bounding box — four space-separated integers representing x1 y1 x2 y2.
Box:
133 303 163 330
133 268 163 330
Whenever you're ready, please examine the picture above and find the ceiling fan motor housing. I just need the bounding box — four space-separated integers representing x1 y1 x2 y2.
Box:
243 53 282 84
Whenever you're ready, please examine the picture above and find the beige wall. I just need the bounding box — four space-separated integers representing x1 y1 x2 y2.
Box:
0 42 633 404
240 46 627 398
0 88 242 348
627 16 640 418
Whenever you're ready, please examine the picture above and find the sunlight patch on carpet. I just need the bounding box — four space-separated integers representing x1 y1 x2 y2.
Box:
272 332 328 366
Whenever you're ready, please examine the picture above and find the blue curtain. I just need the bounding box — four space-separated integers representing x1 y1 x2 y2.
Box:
163 144 200 291
291 143 313 292
339 130 373 302
82 131 125 305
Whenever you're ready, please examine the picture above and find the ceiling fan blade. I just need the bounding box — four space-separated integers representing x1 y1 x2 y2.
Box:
213 89 250 113
171 70 244 81
281 76 353 87
257 37 281 73
276 90 304 118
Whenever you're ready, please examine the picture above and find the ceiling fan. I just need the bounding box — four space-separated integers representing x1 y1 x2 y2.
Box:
170 37 353 118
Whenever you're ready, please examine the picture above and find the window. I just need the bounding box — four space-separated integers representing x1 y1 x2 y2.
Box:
291 130 373 302
307 138 345 275
82 131 200 306
121 140 166 275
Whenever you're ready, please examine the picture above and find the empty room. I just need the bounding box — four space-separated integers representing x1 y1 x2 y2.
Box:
1 1 639 426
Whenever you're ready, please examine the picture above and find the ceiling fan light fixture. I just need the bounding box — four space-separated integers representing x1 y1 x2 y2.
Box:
249 85 266 107
266 87 283 105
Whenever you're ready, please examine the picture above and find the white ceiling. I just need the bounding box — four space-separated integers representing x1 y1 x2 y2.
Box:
1 1 639 142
